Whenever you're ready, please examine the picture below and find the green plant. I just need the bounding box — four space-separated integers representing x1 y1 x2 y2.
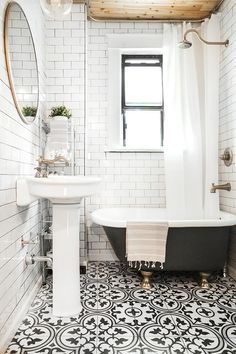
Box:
49 105 71 119
22 106 37 117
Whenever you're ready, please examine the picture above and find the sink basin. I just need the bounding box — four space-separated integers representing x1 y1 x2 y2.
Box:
16 175 101 317
17 175 101 205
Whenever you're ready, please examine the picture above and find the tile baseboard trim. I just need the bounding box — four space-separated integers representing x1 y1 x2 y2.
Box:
0 275 42 354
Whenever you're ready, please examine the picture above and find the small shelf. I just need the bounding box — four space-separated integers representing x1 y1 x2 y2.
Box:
41 119 76 175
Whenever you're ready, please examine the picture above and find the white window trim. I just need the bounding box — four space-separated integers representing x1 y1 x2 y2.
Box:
107 34 163 152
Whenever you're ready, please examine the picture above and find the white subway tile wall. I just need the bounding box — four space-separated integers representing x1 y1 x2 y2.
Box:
85 17 165 261
45 5 86 263
45 5 166 262
2 1 235 347
0 0 46 348
219 0 236 279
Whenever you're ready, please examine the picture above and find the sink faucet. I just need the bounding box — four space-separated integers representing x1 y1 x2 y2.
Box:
34 166 48 178
210 182 231 193
37 155 70 167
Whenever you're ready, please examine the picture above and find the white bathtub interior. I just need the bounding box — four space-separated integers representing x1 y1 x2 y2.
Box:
91 208 236 228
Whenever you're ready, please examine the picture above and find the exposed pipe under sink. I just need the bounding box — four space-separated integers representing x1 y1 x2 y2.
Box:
25 254 53 267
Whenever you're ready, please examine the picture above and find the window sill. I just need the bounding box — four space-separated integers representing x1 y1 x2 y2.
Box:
104 147 164 153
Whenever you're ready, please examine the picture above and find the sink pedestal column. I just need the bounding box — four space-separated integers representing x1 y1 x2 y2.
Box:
52 203 81 316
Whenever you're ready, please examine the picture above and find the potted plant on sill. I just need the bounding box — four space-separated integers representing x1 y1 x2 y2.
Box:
49 105 71 121
22 106 37 122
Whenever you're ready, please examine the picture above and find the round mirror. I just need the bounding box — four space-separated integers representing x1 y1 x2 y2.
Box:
4 2 39 124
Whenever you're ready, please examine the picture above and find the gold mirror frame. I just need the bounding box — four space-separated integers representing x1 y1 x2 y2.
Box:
3 1 40 125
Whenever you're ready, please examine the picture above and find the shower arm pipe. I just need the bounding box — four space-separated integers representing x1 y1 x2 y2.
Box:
184 29 229 47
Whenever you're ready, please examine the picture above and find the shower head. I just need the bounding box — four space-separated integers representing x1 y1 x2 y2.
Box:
178 39 192 49
178 29 229 49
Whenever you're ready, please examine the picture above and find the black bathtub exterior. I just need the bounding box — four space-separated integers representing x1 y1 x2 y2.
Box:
103 226 231 271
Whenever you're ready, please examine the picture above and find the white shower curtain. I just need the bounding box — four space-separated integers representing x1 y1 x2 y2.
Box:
163 15 220 219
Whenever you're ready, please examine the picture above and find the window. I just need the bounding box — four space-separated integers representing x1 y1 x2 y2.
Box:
121 54 163 149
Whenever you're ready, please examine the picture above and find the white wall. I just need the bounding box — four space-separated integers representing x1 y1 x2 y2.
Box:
0 0 235 349
86 20 165 260
45 4 87 261
0 2 234 348
219 0 236 278
0 0 46 350
45 5 166 261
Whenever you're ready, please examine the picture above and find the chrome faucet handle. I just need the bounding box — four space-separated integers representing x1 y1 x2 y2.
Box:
34 167 42 178
41 169 48 178
34 166 48 178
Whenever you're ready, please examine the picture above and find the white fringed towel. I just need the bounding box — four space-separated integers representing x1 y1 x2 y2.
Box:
126 222 169 266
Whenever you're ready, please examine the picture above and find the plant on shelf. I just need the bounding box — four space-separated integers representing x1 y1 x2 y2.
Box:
49 105 71 120
22 106 37 117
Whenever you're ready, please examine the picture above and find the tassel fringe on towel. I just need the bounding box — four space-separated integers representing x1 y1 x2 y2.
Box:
128 260 164 270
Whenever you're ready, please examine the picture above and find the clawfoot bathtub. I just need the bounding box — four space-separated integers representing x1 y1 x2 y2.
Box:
91 208 236 288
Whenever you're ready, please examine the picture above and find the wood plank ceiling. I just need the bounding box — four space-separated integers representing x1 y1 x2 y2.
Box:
80 0 224 21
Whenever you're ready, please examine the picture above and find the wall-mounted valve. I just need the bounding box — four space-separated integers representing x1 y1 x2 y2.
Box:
220 148 233 167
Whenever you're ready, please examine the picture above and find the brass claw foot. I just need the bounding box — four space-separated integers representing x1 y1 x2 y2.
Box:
140 271 153 290
199 272 211 289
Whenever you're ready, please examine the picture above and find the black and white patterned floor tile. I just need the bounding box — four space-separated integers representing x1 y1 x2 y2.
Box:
5 262 236 354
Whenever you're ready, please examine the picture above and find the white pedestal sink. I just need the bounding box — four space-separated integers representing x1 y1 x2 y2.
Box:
17 176 101 317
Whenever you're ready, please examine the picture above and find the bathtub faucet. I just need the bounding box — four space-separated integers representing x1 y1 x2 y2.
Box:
210 182 231 193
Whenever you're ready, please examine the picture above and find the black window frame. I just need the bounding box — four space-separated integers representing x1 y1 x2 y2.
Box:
121 54 164 148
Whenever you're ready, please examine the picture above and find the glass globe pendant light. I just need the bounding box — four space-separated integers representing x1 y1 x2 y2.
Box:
40 0 73 19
